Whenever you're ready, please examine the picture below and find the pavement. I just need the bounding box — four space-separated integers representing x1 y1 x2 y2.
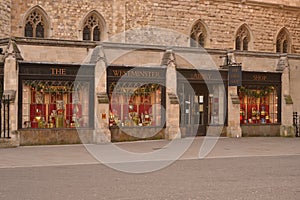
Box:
0 136 299 169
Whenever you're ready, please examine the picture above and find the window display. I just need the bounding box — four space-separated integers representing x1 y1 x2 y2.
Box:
108 83 162 127
238 86 278 124
22 80 90 128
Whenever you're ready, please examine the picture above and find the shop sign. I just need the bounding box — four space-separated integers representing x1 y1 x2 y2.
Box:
242 71 281 84
19 64 94 77
178 69 227 82
228 65 242 86
50 68 67 75
111 70 161 78
107 66 165 80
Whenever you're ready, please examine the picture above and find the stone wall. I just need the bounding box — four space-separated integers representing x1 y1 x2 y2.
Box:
10 0 114 40
0 0 11 38
7 0 300 54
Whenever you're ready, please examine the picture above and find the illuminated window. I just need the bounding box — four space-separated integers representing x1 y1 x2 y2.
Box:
108 83 163 127
238 86 279 124
22 80 91 129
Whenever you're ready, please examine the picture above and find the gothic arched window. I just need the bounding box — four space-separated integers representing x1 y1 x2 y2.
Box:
82 14 102 41
235 25 250 51
24 10 48 38
276 28 291 53
83 26 91 40
190 20 207 48
25 22 33 37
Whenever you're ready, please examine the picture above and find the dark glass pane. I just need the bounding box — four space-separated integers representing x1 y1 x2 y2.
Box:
83 26 91 40
276 40 281 53
243 37 248 51
93 26 100 41
198 33 205 47
36 23 44 38
25 22 33 37
235 37 241 50
283 40 288 53
190 34 197 47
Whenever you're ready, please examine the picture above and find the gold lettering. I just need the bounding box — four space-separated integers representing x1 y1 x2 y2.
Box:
112 69 160 77
253 75 267 81
51 68 67 75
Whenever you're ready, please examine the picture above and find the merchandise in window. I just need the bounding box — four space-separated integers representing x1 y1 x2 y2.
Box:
22 80 90 129
108 83 162 127
238 86 278 124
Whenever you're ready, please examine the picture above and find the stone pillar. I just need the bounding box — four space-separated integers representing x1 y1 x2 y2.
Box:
3 40 20 146
227 86 242 137
93 46 111 143
164 50 181 139
277 55 294 136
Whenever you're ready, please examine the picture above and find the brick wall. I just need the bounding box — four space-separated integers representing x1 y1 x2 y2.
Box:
0 0 11 38
6 0 300 54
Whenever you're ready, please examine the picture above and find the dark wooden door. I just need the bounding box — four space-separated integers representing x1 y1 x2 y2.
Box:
194 84 209 136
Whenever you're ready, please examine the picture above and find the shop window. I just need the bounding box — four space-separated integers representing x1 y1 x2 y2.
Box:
24 9 48 38
108 83 163 127
190 20 207 48
22 80 91 129
238 86 279 124
178 83 226 126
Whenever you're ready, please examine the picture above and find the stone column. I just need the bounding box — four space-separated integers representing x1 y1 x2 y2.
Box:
93 46 111 143
277 55 294 136
3 41 20 145
164 50 181 139
227 86 242 137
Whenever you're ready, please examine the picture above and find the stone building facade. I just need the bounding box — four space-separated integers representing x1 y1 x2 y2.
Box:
0 0 299 145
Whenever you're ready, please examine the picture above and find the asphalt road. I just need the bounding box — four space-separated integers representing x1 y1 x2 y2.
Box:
0 155 299 200
0 138 300 200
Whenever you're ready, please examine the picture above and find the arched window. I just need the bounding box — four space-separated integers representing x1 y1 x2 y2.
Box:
235 25 251 51
190 20 207 48
93 26 100 41
82 13 102 41
276 28 291 53
36 23 44 38
83 26 91 40
243 37 248 51
24 9 48 38
25 22 33 37
235 36 241 50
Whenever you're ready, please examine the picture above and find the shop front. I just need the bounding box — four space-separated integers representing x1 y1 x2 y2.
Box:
177 69 228 137
107 66 166 142
18 62 95 145
238 71 282 136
